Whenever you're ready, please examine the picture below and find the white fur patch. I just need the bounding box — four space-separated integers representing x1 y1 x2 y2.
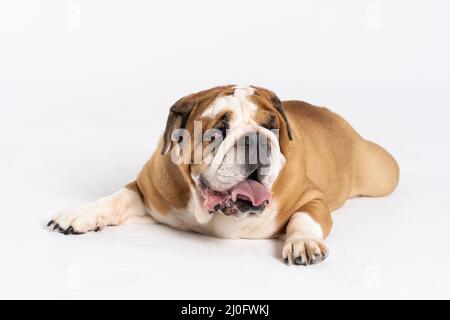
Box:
50 188 153 233
148 197 280 239
286 212 323 239
201 85 257 127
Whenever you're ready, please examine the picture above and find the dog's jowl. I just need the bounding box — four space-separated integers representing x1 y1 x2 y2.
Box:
48 85 399 266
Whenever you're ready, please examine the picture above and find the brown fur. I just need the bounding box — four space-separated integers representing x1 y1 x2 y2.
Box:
137 141 191 214
135 87 399 238
271 100 399 236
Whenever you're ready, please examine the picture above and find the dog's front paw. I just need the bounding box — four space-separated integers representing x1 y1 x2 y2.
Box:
47 207 105 235
282 235 329 266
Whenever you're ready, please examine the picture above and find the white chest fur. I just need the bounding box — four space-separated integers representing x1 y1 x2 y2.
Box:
148 200 280 239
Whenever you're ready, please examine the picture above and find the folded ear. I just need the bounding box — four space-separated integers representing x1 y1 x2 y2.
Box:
251 86 293 141
161 97 197 155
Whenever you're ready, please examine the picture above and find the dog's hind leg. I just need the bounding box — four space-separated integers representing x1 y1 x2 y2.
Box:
350 140 400 198
47 182 155 235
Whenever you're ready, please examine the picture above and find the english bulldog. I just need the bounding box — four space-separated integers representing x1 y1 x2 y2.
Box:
47 85 399 266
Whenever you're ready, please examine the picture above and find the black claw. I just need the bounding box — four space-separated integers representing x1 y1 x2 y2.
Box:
283 258 289 265
53 224 59 230
64 227 73 235
94 227 100 232
295 257 307 266
309 253 324 265
47 220 54 227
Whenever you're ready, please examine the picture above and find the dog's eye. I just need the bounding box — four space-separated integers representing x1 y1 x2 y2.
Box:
216 116 228 139
218 126 227 139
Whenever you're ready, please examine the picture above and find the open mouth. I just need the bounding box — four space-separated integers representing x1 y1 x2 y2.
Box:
202 170 272 216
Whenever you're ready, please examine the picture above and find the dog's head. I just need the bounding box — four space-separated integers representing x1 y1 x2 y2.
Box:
161 85 292 221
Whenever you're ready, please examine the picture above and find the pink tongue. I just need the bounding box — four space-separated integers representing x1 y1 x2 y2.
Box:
231 180 272 206
203 189 228 211
202 180 272 212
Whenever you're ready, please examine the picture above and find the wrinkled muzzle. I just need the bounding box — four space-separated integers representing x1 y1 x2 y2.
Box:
200 125 285 205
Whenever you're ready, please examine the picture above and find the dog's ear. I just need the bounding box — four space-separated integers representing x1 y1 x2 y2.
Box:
269 94 293 141
252 86 293 141
161 97 197 155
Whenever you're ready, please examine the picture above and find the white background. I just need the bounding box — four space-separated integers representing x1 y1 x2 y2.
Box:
1 0 449 299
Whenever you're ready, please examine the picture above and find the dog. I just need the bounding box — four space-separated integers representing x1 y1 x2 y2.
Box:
47 85 399 266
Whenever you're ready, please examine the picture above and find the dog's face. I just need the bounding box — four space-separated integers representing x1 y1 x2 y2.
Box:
161 85 292 219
